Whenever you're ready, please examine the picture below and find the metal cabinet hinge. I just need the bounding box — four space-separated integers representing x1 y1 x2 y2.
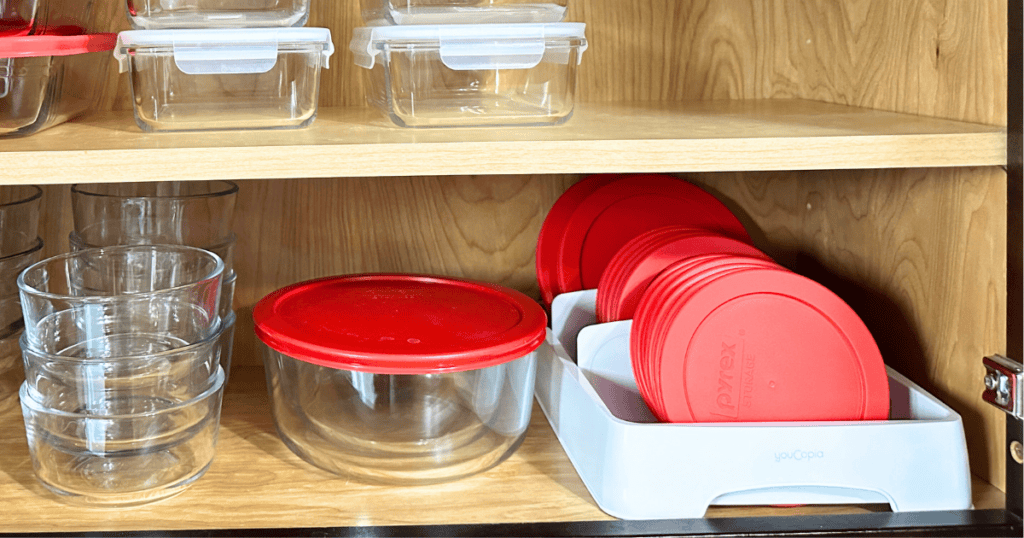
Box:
983 355 1024 418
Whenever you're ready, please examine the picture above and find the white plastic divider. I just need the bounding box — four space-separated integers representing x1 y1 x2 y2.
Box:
534 289 972 520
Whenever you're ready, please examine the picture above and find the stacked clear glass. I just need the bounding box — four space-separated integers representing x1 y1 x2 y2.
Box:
0 185 43 411
16 245 228 505
68 181 238 379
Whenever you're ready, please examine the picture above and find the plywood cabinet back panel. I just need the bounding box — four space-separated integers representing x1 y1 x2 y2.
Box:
692 168 1008 490
83 0 1006 126
31 0 1009 498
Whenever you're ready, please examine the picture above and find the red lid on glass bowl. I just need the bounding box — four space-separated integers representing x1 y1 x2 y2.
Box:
253 274 548 375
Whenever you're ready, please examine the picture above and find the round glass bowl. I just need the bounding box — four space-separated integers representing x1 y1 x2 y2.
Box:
20 367 226 506
17 244 224 350
69 181 238 247
254 274 547 485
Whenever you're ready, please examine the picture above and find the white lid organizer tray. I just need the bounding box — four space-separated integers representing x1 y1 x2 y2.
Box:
534 289 973 520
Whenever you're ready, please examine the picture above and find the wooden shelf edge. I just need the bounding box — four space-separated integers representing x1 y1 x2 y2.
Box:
0 366 1007 534
0 100 1006 184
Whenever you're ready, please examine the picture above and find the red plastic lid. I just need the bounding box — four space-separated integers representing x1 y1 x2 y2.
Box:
596 226 703 321
557 174 752 292
253 274 548 374
656 269 890 423
0 32 117 57
646 261 786 415
633 257 780 417
598 229 769 322
536 174 624 305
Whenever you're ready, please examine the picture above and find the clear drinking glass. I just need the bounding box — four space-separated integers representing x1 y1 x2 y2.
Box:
20 367 225 506
17 245 223 350
0 186 41 257
69 181 238 247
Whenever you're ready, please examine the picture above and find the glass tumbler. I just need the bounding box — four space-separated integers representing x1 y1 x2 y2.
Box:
20 367 226 506
17 245 224 351
0 185 41 257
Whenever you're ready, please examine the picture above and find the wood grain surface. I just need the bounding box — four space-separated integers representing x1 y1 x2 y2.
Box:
3 0 1011 517
0 366 1003 533
0 101 1005 184
691 167 1008 493
81 0 1007 122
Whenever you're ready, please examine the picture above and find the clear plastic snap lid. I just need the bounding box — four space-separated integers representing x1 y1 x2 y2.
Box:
114 27 334 75
351 22 586 71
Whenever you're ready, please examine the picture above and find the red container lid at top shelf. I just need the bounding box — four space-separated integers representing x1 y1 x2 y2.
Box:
253 274 548 375
0 30 117 57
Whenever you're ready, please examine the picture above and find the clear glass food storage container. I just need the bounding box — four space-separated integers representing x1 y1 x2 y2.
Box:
254 274 547 485
350 23 587 128
20 367 225 506
125 0 311 30
2 0 96 37
114 28 334 132
361 0 568 25
0 32 117 137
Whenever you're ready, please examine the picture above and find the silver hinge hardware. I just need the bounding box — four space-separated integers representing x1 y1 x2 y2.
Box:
982 355 1023 419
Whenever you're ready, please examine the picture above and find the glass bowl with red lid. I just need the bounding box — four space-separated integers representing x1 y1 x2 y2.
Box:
254 273 547 485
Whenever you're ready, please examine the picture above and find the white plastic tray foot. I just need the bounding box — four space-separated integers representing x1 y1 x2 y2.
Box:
535 289 973 520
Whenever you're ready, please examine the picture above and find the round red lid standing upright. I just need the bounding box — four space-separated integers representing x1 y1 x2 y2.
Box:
253 274 548 375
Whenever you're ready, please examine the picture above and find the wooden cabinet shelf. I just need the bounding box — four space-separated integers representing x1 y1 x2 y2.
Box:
0 367 1004 534
0 0 1015 534
0 100 1005 184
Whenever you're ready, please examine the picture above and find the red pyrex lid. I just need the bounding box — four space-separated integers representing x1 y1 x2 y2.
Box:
656 268 889 423
253 274 548 374
0 32 117 57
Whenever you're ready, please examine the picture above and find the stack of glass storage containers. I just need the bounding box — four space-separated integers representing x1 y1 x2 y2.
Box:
115 0 334 132
350 0 588 128
11 182 241 506
17 243 229 506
